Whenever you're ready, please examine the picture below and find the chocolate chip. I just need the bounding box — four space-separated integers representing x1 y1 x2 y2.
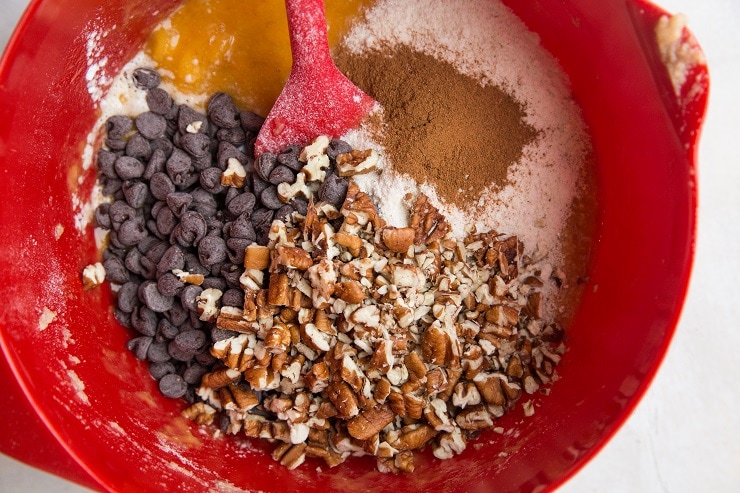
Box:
138 280 174 312
125 133 152 161
133 68 161 90
106 138 128 151
240 111 265 133
117 219 148 246
222 288 245 307
173 329 207 353
180 285 203 312
251 208 274 245
106 115 133 140
226 237 251 265
275 204 293 223
166 192 193 218
117 282 140 313
146 88 174 115
226 192 256 218
150 137 174 158
136 112 167 140
149 361 176 379
181 132 211 158
159 373 188 398
268 164 294 185
319 173 349 207
122 180 149 208
184 253 210 276
259 186 284 210
254 152 276 181
124 248 144 276
182 364 208 385
198 235 227 268
155 207 177 236
216 141 247 170
211 327 239 344
200 167 225 194
113 309 132 328
172 211 207 248
202 277 227 291
157 245 185 274
103 256 130 284
166 304 189 327
277 145 303 171
252 175 269 199
157 318 180 340
327 139 353 160
208 92 241 129
97 149 119 178
131 306 158 336
228 213 256 240
115 156 145 180
166 148 194 186
101 176 122 195
95 203 112 229
144 148 167 180
178 106 208 135
217 127 246 145
127 336 153 360
291 196 308 216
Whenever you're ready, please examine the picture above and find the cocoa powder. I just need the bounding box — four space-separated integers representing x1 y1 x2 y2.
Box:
335 44 537 206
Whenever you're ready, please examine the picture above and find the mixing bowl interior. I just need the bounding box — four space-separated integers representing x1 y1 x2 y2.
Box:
0 0 706 491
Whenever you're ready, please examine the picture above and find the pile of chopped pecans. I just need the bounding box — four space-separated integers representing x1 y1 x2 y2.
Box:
182 137 566 473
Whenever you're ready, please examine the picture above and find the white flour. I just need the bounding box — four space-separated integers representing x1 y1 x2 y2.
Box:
341 0 591 267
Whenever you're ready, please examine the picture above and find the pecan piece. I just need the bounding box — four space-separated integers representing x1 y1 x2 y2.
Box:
335 149 379 177
334 280 365 304
346 404 395 440
380 226 416 254
409 193 450 244
387 424 438 451
327 381 360 419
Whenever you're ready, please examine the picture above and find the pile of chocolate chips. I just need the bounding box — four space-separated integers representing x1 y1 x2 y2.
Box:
95 68 352 401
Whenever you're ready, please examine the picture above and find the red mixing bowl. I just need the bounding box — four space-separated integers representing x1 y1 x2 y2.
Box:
0 0 708 491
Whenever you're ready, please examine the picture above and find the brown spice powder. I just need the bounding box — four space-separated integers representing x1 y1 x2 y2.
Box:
335 44 538 206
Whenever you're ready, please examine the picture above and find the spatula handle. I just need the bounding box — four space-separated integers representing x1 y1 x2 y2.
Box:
285 0 333 69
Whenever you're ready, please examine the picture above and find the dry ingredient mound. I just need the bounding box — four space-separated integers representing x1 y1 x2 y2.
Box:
336 44 538 206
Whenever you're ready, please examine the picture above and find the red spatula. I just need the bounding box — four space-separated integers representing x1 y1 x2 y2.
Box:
254 0 375 156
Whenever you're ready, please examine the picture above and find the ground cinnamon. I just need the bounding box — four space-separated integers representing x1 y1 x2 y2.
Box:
335 43 537 206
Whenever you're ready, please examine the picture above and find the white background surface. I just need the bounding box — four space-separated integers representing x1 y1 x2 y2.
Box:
1 0 738 492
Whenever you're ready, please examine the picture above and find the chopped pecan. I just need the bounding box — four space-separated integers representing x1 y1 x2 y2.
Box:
336 149 379 177
386 424 438 451
334 280 365 304
381 227 416 254
273 245 313 271
201 368 241 389
340 182 385 231
244 244 270 270
347 404 395 440
272 442 307 470
409 194 450 245
421 323 448 365
327 381 360 419
216 306 253 333
82 262 106 290
267 272 290 306
221 157 247 188
181 402 217 425
455 405 494 430
473 372 506 406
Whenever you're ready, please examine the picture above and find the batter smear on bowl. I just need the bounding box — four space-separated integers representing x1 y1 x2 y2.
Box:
83 0 597 475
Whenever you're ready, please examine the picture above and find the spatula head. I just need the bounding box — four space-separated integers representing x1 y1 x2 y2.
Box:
254 64 374 156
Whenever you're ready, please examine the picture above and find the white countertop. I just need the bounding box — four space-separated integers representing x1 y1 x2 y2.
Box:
1 0 738 491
